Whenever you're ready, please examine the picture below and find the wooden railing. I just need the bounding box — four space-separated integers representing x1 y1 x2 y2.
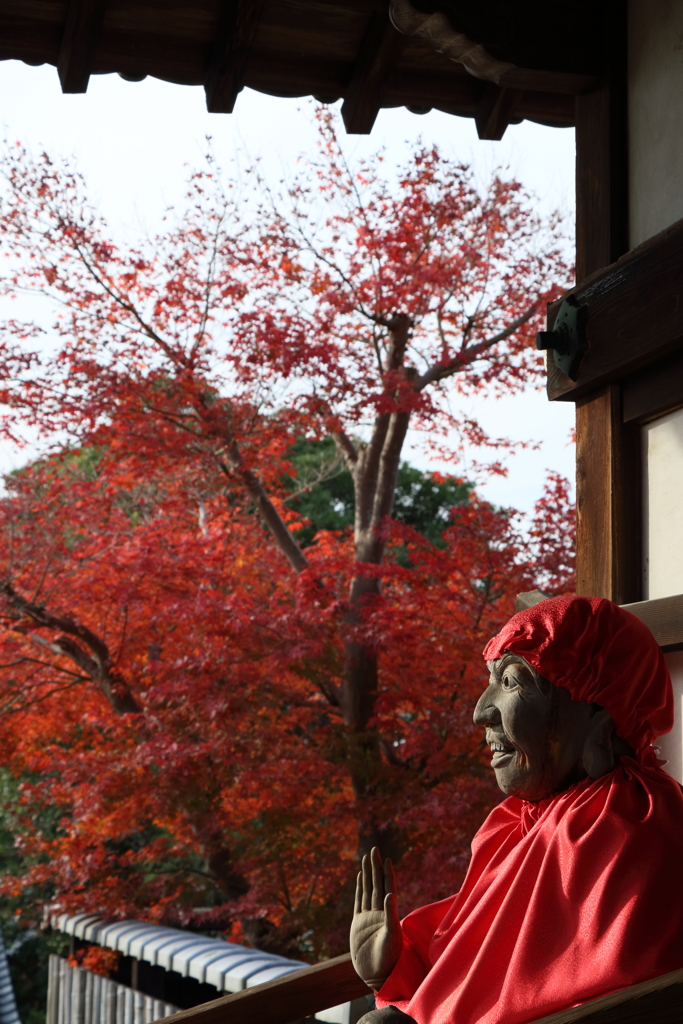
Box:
159 954 367 1024
158 956 683 1024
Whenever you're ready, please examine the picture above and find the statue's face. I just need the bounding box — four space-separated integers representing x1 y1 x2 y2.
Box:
473 654 596 801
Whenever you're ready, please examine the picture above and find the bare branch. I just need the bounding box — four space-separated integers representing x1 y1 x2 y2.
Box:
371 410 411 533
415 302 539 391
0 581 141 714
286 451 346 500
331 428 359 469
354 413 390 536
217 438 309 574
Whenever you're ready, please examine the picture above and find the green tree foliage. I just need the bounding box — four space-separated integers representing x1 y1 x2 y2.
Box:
286 438 471 547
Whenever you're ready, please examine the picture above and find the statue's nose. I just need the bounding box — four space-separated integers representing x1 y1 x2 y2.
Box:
473 686 500 726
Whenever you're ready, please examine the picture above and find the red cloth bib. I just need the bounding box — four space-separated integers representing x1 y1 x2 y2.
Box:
376 598 683 1024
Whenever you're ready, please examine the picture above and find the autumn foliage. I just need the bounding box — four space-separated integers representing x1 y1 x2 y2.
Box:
0 111 573 956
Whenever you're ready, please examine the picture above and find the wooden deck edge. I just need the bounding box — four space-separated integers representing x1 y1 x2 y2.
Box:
526 967 683 1024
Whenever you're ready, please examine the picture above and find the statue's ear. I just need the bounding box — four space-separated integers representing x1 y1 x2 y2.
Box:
582 709 616 780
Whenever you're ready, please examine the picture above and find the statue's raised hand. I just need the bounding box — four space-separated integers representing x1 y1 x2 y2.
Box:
350 847 402 991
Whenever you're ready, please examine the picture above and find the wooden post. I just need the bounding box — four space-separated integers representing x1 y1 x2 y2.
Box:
72 967 87 1024
573 0 632 598
47 955 59 1024
85 968 94 1024
575 385 641 601
106 980 118 1024
100 976 111 1024
134 990 145 1024
92 973 102 1024
58 960 71 1024
127 986 136 1024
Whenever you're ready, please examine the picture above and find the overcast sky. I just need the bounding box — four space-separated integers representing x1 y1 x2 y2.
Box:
0 59 576 516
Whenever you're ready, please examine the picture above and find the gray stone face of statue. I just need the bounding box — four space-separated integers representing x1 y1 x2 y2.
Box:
473 654 631 802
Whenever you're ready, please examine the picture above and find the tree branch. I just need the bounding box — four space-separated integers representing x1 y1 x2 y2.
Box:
371 411 411 532
354 413 390 537
331 428 359 469
0 582 141 713
354 314 413 545
415 302 539 391
217 438 309 575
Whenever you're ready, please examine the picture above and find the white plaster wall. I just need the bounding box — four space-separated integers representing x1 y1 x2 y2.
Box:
628 0 683 247
642 407 683 600
626 5 683 783
660 651 683 782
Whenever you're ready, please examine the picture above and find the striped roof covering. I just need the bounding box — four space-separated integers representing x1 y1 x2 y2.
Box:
0 930 19 1024
51 913 360 1024
52 913 305 991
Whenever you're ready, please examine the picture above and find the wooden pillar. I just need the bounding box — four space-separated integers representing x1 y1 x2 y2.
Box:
576 386 641 603
574 0 632 598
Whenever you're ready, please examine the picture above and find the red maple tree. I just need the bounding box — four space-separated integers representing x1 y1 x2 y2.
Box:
0 111 572 954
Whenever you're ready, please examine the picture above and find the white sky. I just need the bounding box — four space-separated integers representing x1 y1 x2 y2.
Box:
0 60 576 516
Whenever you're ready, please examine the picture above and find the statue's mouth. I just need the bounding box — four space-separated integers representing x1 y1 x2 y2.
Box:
487 735 516 767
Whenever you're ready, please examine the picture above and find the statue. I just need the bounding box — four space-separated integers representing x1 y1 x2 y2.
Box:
350 596 683 1024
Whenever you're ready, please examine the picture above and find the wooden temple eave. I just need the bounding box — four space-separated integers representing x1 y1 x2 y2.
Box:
0 0 601 134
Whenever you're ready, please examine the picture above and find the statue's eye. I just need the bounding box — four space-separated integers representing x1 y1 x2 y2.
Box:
501 673 519 691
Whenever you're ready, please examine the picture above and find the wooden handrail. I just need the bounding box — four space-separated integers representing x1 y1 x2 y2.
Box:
157 957 683 1024
158 953 369 1024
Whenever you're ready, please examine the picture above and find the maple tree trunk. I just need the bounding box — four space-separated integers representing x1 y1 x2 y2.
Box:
342 629 400 862
205 846 250 901
342 583 401 863
340 315 414 863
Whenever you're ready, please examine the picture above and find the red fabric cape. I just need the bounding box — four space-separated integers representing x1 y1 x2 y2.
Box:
376 598 683 1024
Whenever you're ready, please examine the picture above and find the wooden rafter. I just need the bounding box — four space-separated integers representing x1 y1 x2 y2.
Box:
205 0 267 114
342 11 405 135
474 83 523 140
58 0 108 94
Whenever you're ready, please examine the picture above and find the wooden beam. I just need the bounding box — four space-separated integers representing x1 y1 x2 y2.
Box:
58 0 108 94
204 0 266 114
546 214 683 402
552 2 634 598
575 0 628 281
622 593 683 652
622 348 683 424
575 385 641 603
342 11 405 135
475 84 522 140
159 953 369 1024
